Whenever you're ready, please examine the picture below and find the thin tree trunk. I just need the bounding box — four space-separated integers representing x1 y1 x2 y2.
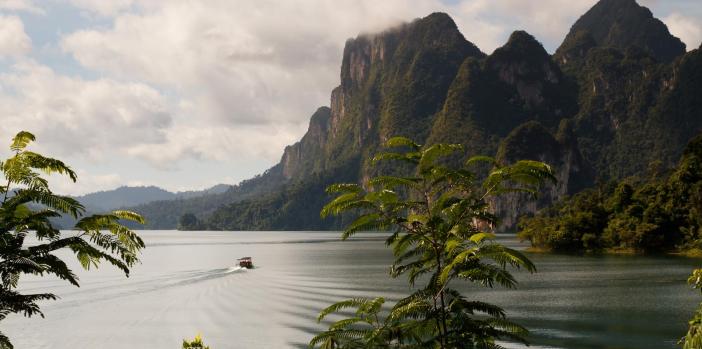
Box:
435 251 448 349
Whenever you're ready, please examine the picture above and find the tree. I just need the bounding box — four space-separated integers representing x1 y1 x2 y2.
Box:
681 269 702 348
0 131 145 349
178 213 202 230
310 137 555 348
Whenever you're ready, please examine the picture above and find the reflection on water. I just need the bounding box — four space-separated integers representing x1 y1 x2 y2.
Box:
4 231 700 348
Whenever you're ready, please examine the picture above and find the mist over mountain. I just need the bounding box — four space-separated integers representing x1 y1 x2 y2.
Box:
124 0 702 231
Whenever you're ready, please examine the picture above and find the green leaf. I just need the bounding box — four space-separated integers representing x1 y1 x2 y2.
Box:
325 183 362 194
111 210 146 224
418 143 463 172
372 151 420 164
341 213 384 240
470 232 496 244
368 176 421 189
466 155 496 167
10 131 35 152
384 136 421 150
22 152 77 182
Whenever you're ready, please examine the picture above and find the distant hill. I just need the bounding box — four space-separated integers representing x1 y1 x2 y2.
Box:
124 171 285 229
76 186 175 212
74 184 232 211
52 184 231 229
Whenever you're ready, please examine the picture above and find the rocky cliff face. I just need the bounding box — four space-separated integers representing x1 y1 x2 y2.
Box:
490 121 593 229
281 107 331 179
428 30 577 159
283 12 484 181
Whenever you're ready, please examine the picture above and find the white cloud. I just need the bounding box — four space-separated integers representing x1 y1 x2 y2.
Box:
60 1 449 125
664 12 702 50
0 15 31 57
125 122 304 169
0 57 308 186
0 60 172 161
451 0 597 53
0 0 43 14
67 0 134 17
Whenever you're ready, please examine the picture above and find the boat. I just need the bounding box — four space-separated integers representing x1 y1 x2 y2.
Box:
237 257 253 269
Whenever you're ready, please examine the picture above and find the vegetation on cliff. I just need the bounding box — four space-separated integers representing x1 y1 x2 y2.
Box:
518 134 702 253
556 0 685 63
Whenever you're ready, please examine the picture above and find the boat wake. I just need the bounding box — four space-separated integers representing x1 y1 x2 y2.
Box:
224 266 247 273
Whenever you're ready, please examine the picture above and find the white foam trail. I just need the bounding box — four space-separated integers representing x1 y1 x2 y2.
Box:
225 266 246 273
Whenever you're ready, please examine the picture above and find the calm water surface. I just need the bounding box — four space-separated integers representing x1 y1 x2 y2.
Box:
4 231 700 348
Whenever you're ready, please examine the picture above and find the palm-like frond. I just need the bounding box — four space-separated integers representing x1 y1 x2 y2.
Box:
21 152 77 182
317 297 384 322
465 155 497 167
484 160 556 197
384 137 421 150
5 189 84 218
368 176 422 190
0 330 13 349
0 131 145 349
9 131 35 152
418 143 463 174
372 151 421 165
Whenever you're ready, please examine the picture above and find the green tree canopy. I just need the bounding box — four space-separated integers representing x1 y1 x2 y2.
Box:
518 133 702 254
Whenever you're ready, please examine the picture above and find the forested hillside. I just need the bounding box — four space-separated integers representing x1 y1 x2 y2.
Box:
519 133 702 253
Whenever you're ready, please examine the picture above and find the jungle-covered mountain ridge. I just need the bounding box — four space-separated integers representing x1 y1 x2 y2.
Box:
119 0 702 230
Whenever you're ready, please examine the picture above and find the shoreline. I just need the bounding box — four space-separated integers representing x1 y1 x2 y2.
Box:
524 246 702 259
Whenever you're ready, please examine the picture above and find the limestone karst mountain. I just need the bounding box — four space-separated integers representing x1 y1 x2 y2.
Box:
129 0 701 230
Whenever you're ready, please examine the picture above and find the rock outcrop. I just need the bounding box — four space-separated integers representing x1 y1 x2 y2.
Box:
556 0 686 63
281 107 331 179
491 121 593 229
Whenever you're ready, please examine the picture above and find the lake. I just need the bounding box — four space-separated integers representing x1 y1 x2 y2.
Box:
4 231 701 348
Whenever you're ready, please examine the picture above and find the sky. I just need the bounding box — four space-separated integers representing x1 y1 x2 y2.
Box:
0 0 700 195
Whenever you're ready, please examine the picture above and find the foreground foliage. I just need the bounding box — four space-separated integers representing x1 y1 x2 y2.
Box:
518 133 702 254
682 269 702 348
310 137 555 348
182 334 210 349
0 131 145 349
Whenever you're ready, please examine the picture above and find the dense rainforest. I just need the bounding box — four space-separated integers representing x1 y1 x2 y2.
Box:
518 134 702 253
123 0 702 235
